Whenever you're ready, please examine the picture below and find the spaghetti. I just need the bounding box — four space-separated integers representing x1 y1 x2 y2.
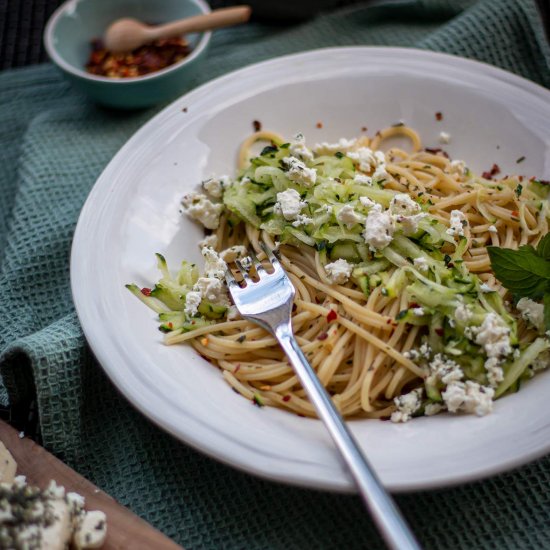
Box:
128 126 550 421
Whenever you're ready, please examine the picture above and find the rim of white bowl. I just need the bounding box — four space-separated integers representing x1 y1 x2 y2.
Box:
43 0 212 83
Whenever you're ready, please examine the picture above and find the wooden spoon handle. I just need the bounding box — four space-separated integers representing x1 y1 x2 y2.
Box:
149 6 251 41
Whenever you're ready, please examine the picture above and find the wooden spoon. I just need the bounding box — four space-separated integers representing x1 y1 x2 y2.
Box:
104 5 251 54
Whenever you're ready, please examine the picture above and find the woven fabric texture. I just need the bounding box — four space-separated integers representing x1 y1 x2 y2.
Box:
1 0 550 548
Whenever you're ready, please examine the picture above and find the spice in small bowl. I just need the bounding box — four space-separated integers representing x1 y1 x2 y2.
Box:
86 37 192 78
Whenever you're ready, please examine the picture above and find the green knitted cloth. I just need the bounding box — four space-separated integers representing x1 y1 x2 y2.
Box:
1 0 549 548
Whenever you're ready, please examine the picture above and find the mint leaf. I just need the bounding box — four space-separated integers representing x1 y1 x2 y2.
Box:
544 294 550 331
537 234 550 259
488 245 550 298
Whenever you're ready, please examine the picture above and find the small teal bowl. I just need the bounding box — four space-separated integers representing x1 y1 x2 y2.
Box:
44 0 211 109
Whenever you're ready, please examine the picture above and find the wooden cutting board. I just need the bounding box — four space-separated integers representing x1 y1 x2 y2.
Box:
0 419 183 550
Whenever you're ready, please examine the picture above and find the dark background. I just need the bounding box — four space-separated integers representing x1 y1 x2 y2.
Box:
1 0 547 71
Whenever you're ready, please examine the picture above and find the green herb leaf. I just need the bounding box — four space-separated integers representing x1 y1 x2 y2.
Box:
544 294 550 331
536 234 550 260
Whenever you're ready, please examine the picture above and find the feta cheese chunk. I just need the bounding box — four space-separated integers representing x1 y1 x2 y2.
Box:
391 387 423 423
289 133 314 161
313 138 357 155
517 297 545 333
336 205 362 228
202 246 226 279
354 174 373 186
473 312 512 359
442 380 494 416
202 175 230 198
359 196 375 208
446 209 467 237
220 245 248 263
488 225 498 234
282 156 317 186
439 131 451 144
184 290 202 316
363 204 394 251
275 188 307 220
73 510 107 549
390 193 421 216
182 192 224 230
347 147 386 174
193 277 229 307
198 234 218 250
291 214 313 227
413 257 429 272
324 258 353 284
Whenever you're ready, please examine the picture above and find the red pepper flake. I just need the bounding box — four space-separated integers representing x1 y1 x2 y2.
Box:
141 287 152 296
182 107 188 113
361 126 368 132
327 309 338 323
386 319 392 324
435 111 443 121
482 163 501 179
317 332 328 341
408 302 420 308
511 210 519 217
253 120 262 132
167 322 173 329
282 395 291 402
234 364 241 374
435 328 444 336
424 147 450 158
316 121 323 129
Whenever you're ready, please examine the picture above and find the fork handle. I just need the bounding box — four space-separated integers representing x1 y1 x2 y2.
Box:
274 322 421 550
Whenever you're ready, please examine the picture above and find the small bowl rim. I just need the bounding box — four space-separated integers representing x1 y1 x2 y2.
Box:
44 0 212 84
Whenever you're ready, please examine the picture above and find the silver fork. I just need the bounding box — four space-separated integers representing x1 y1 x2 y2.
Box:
226 243 421 550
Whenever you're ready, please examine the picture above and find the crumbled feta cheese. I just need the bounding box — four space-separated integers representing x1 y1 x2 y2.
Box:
373 164 389 182
198 234 218 250
202 247 226 279
202 176 229 198
442 380 494 416
220 245 247 263
517 297 545 333
412 307 425 316
390 193 421 216
282 156 317 186
73 510 107 550
455 303 473 323
336 205 362 228
275 188 306 220
289 133 314 161
291 214 313 227
397 213 426 235
347 147 386 173
532 350 550 371
391 387 423 423
449 159 467 176
439 131 451 144
473 312 512 358
413 257 429 272
446 209 467 237
424 403 445 416
484 357 504 387
314 138 357 155
193 277 229 306
354 174 373 186
182 192 224 230
184 290 202 316
363 204 394 251
324 258 353 284
427 354 464 386
488 225 498 234
359 196 375 208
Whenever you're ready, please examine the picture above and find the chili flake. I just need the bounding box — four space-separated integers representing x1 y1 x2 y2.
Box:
253 120 262 132
317 332 328 341
141 287 152 296
316 121 323 129
435 111 443 121
327 309 338 323
200 337 209 346
435 328 444 336
282 395 291 402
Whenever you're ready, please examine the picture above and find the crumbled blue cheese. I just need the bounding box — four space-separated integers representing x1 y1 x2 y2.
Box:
363 204 394 251
324 259 353 284
289 133 314 161
441 380 494 416
275 188 307 220
336 205 362 228
438 131 451 144
517 297 545 333
182 192 224 230
390 388 423 423
413 257 429 272
282 156 317 186
446 209 467 237
314 138 357 155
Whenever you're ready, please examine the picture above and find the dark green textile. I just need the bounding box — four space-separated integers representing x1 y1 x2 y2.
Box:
1 0 549 548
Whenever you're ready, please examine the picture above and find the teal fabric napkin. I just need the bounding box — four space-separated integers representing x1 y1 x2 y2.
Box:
1 0 549 547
